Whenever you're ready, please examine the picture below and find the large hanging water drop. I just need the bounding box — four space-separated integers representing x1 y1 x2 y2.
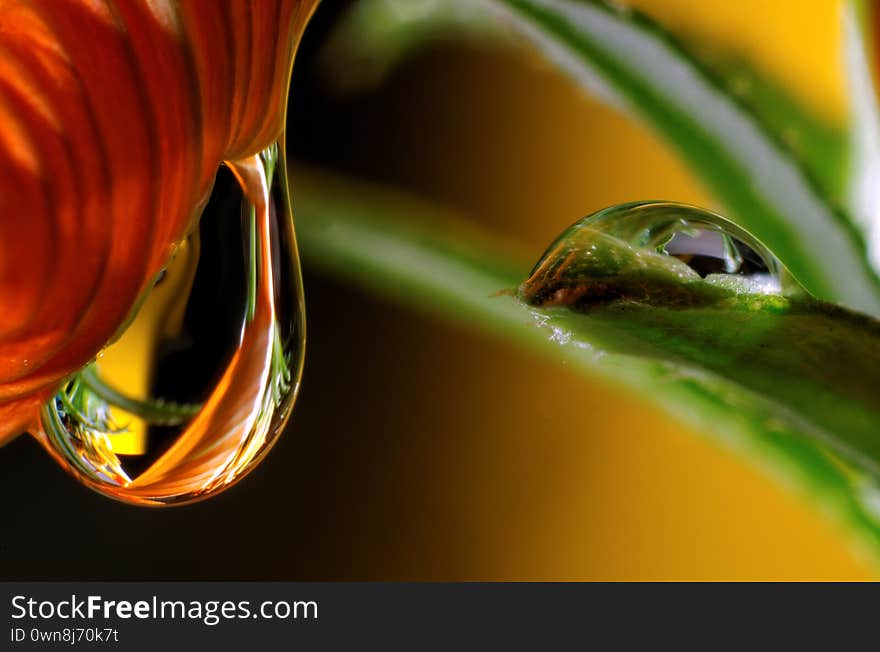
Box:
519 201 805 308
35 140 306 506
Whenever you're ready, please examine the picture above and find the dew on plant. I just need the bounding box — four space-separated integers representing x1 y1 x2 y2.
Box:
518 201 806 309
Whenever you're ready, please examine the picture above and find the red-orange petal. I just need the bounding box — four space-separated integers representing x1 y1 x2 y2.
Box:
0 0 318 444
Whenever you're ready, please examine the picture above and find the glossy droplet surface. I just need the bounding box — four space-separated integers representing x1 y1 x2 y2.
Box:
519 201 805 308
37 141 305 506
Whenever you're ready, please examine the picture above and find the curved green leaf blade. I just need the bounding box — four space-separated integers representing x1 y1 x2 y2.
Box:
320 0 850 207
707 55 849 204
317 0 504 94
293 169 880 562
489 0 880 315
845 0 880 274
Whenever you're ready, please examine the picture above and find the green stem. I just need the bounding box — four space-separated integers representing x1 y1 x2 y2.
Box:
79 366 200 427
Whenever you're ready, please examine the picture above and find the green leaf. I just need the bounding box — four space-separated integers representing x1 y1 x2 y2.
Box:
844 0 880 275
321 0 849 208
488 0 880 315
705 55 849 204
317 0 504 94
293 169 880 562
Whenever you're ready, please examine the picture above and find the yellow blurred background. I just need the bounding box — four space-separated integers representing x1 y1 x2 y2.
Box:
283 0 871 579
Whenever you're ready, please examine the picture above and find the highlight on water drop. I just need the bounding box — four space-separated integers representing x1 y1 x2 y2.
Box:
519 201 806 309
35 141 306 506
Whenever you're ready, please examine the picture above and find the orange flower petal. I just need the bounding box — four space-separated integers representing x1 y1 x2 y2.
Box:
0 0 318 444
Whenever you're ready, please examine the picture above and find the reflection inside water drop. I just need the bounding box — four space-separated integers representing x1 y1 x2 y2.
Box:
37 140 305 506
519 201 805 308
